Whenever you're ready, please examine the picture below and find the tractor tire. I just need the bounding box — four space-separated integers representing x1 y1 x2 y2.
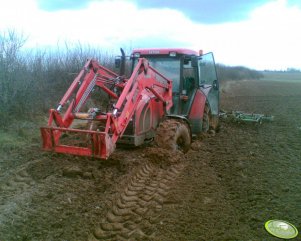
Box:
155 119 191 153
203 104 219 132
209 114 220 132
202 105 210 133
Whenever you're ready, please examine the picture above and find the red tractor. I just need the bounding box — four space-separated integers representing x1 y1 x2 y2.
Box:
41 48 219 159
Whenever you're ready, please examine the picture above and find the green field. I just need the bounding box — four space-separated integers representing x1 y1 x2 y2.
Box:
261 71 301 82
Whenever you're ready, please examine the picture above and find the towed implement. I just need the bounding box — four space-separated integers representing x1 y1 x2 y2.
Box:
41 48 219 159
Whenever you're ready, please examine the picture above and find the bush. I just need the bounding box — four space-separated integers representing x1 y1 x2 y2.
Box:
0 30 115 128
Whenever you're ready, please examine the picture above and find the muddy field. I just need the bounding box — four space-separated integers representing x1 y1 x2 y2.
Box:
0 79 301 241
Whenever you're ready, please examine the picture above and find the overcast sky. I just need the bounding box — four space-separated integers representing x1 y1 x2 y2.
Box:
1 0 301 70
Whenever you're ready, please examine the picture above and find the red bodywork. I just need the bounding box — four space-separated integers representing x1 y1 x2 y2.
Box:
41 58 172 159
188 90 207 120
132 48 198 56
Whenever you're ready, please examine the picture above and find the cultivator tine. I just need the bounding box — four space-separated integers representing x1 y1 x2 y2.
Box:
233 111 274 123
220 110 274 124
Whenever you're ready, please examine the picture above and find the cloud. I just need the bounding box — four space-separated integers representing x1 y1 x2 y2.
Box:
16 1 194 49
134 0 274 24
37 0 89 11
288 0 301 7
36 0 276 24
0 0 300 70
197 0 301 70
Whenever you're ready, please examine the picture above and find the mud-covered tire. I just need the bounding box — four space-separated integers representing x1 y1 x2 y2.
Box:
202 106 210 133
209 114 219 132
155 119 191 153
203 105 219 132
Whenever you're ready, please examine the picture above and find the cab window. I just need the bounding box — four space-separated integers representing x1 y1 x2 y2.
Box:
133 56 181 92
198 52 217 85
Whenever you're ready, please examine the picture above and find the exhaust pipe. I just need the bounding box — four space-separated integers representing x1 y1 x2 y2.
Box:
119 48 126 76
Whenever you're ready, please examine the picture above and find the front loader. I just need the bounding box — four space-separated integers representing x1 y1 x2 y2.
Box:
41 48 219 159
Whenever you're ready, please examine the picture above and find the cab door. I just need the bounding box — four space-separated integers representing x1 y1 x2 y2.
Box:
179 57 198 115
198 52 219 116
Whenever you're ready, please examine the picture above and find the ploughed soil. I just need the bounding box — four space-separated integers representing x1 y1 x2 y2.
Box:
1 79 301 241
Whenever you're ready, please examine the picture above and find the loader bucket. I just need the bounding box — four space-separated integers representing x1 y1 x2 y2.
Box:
40 127 115 159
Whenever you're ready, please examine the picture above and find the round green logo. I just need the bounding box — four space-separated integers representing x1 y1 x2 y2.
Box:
265 220 298 239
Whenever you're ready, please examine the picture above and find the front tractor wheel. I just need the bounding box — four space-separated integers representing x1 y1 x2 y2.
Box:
155 119 191 153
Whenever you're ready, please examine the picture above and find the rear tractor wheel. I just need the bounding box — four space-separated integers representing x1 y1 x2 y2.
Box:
155 119 191 153
202 105 210 133
203 105 219 133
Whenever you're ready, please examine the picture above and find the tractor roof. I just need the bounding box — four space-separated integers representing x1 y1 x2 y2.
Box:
132 48 199 56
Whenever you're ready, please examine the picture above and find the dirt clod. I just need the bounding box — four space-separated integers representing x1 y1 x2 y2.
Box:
62 166 83 178
144 147 184 165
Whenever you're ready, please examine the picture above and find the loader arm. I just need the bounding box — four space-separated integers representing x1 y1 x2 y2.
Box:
41 58 172 159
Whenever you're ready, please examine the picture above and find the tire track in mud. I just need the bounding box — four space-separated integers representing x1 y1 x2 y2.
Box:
0 162 39 203
90 161 185 241
0 159 42 227
0 169 34 193
0 156 47 189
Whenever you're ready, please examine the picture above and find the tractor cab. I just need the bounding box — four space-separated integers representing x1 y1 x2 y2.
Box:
130 48 219 123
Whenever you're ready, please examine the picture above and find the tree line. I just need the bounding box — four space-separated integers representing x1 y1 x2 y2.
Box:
216 64 263 82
